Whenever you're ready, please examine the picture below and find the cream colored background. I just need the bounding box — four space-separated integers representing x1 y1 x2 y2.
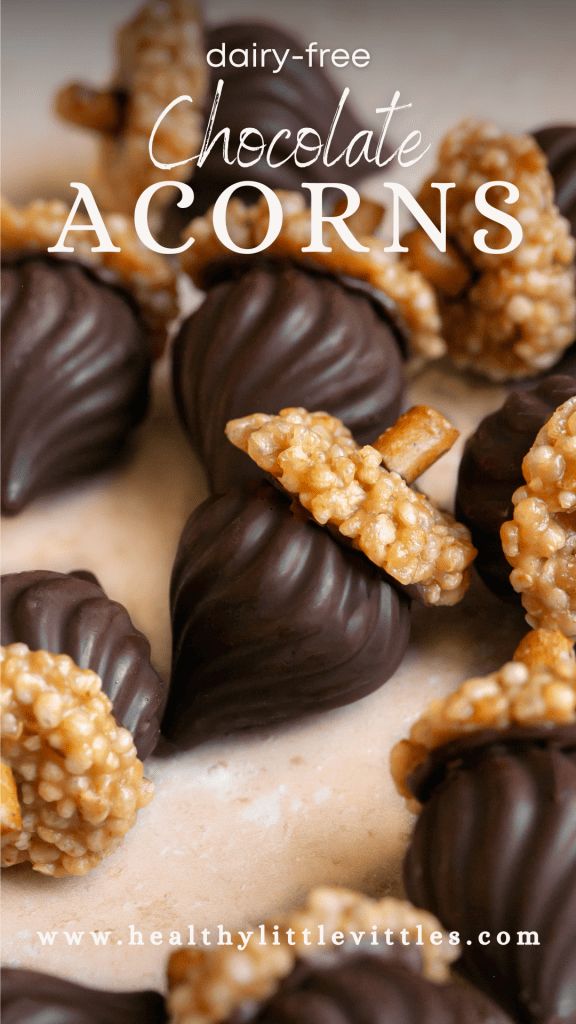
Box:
1 0 575 993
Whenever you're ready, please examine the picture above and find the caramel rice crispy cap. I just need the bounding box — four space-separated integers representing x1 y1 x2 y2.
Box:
1 644 153 877
225 406 476 607
404 119 576 380
167 887 458 1024
181 190 447 361
391 628 576 805
502 395 576 638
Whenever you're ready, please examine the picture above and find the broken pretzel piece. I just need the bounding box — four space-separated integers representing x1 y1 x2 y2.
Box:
226 405 476 607
1 644 153 877
501 396 576 638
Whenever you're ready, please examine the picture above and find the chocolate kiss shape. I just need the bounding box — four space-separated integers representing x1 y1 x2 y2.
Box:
455 375 576 599
163 484 411 749
403 730 576 1024
534 124 576 237
240 953 511 1023
1 967 167 1023
1 253 151 514
173 264 405 493
1 570 166 759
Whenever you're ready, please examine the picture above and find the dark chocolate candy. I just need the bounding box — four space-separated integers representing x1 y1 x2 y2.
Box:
245 954 510 1023
404 729 576 1024
534 124 576 236
1 254 151 515
163 484 411 748
555 340 576 379
455 375 576 598
1 570 166 758
172 264 405 493
187 21 374 218
1 967 167 1024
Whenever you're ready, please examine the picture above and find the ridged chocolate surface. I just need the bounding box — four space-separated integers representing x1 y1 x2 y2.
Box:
173 264 405 492
192 21 374 215
1 570 166 758
534 124 576 235
1 254 151 515
455 376 576 598
163 484 411 748
404 734 576 1024
245 955 510 1023
1 967 167 1023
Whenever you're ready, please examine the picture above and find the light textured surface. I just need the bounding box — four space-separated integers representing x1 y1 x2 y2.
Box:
1 0 574 992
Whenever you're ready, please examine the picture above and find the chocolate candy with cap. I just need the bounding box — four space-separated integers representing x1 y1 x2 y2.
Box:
403 120 576 380
163 483 410 748
174 191 444 491
456 375 575 601
393 629 576 1024
226 405 476 608
168 887 511 1024
1 967 167 1023
1 570 166 759
162 18 377 237
1 199 177 515
54 0 207 225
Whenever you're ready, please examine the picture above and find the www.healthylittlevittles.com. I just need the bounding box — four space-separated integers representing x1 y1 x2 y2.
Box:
35 923 540 952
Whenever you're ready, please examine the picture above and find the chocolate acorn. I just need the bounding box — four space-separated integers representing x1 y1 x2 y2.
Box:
1 199 176 515
403 121 576 379
534 124 576 236
1 570 166 759
1 967 167 1023
168 887 511 1023
54 0 207 222
173 264 405 492
394 629 576 1024
163 483 411 748
175 191 446 492
171 19 376 225
456 376 576 599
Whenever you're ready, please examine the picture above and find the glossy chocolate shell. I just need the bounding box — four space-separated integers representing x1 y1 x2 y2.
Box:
163 484 411 748
243 954 510 1023
1 967 166 1024
191 21 375 216
1 254 151 514
173 264 405 493
404 730 576 1024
